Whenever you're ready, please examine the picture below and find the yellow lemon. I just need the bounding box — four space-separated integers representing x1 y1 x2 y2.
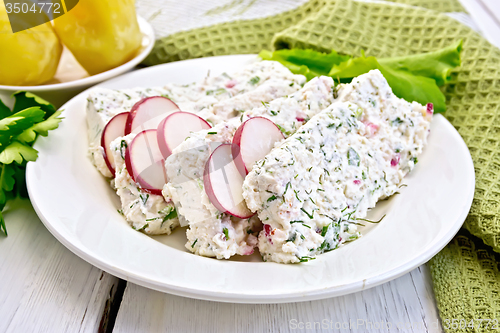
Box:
0 7 62 86
53 0 142 75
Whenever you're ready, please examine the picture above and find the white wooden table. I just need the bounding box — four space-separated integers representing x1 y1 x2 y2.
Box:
1 1 498 332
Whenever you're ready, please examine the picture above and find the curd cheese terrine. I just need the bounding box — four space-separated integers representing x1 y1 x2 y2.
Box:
110 134 179 234
87 61 306 177
164 76 336 258
242 70 432 263
90 61 305 234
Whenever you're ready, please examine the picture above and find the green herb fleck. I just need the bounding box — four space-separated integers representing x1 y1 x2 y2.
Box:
391 117 403 126
301 208 314 219
120 140 128 160
356 214 386 224
223 227 230 240
140 193 149 205
298 256 315 262
267 195 277 202
161 207 178 226
284 182 291 195
348 148 360 166
249 76 260 85
133 223 149 231
321 224 330 237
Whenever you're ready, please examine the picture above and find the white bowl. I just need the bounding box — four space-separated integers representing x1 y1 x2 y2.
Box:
0 16 154 108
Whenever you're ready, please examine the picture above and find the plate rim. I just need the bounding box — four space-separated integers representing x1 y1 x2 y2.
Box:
26 55 475 303
0 15 154 92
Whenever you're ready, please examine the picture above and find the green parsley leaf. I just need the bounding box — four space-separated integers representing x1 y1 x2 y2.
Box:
0 93 61 236
0 141 38 164
0 107 45 146
12 92 57 118
0 99 11 119
15 109 63 143
0 164 16 205
0 213 6 236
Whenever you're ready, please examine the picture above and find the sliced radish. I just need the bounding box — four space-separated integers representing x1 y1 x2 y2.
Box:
232 117 284 175
125 129 166 196
157 111 212 158
101 112 128 175
125 96 180 135
204 144 254 218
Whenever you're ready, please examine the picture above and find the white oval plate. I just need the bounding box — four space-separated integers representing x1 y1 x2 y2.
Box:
0 16 154 107
26 55 475 304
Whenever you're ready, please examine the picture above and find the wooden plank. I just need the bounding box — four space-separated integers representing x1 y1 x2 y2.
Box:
113 265 442 332
0 199 120 333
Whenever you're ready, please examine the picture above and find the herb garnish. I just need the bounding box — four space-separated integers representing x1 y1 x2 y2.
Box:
249 76 260 85
120 140 128 159
300 208 314 219
355 214 386 224
347 148 360 166
267 195 277 202
140 193 149 205
0 92 63 236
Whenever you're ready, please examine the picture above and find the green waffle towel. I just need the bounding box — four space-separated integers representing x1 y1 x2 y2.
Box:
142 0 500 329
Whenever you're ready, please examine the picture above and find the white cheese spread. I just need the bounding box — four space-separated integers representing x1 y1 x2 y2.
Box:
87 60 305 177
88 60 305 235
242 70 432 263
109 134 179 234
164 76 336 258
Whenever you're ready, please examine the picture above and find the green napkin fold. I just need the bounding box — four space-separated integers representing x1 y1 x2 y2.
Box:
144 0 500 329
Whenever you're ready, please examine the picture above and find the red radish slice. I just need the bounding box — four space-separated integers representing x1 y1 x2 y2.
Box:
125 96 180 135
204 144 254 218
101 112 128 176
157 111 212 158
125 129 167 196
232 117 285 175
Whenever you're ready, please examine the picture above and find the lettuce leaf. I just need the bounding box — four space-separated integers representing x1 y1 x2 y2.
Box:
379 40 462 86
329 56 446 113
260 41 462 113
259 49 351 80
